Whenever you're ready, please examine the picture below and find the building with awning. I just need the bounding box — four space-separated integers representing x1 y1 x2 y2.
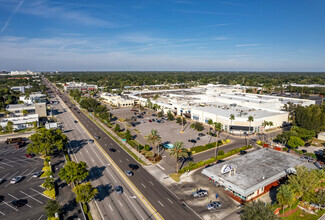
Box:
201 148 305 202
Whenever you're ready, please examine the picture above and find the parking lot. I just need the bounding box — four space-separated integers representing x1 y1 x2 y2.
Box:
169 168 240 220
0 141 49 220
111 107 214 149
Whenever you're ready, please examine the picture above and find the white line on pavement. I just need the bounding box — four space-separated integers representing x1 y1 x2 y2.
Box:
30 188 50 199
158 200 164 207
20 168 29 176
119 159 122 163
37 214 44 220
124 194 144 220
118 200 123 207
0 211 4 216
149 181 154 186
109 204 113 211
167 198 173 204
0 161 14 167
8 171 19 179
20 191 43 204
26 176 33 182
27 167 38 176
141 183 146 188
126 158 129 161
2 201 18 211
1 172 10 179
157 164 165 170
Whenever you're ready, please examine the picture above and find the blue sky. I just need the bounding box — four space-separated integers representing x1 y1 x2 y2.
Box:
0 0 324 71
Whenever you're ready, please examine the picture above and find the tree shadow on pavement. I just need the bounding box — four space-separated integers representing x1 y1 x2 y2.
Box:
62 198 78 216
95 183 113 202
87 166 106 182
68 139 88 154
179 153 194 170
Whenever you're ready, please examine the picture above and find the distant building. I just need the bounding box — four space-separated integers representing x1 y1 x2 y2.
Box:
10 70 36 75
0 114 39 130
6 103 47 117
45 122 59 129
100 93 134 107
201 148 305 202
63 82 98 91
19 93 47 104
318 132 325 141
10 85 33 94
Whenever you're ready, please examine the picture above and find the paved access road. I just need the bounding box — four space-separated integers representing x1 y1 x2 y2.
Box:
44 78 201 220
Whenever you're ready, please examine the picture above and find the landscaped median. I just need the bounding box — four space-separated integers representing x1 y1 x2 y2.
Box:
39 156 56 199
190 139 231 154
169 145 253 182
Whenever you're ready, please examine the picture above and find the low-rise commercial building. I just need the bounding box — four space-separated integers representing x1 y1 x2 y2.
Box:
10 85 33 94
6 103 47 117
0 114 39 130
19 93 47 104
63 82 98 91
201 148 305 202
100 93 134 107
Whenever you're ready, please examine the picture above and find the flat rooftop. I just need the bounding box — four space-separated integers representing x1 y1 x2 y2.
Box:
202 148 305 197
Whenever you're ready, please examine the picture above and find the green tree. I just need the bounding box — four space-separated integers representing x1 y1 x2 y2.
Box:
145 129 162 159
207 119 213 131
58 161 89 184
22 109 29 116
125 129 133 141
157 110 163 117
277 184 296 214
43 177 54 190
27 128 68 156
6 121 14 132
247 116 254 143
0 125 3 133
169 141 188 172
241 200 278 220
114 124 120 132
287 136 305 148
44 199 61 218
229 114 235 133
73 182 98 203
167 111 175 121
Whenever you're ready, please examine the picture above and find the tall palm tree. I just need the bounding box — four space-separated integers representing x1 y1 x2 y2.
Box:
145 129 162 159
169 141 188 172
213 122 222 157
247 116 254 145
207 119 213 133
229 114 235 133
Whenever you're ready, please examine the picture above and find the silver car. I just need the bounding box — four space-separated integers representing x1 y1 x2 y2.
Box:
10 176 23 184
206 201 222 210
124 170 134 177
193 189 208 198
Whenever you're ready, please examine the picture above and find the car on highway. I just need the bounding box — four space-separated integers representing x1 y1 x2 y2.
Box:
11 199 28 208
124 170 134 176
188 139 197 143
109 148 116 152
114 186 123 194
193 189 208 198
33 171 43 178
74 120 78 123
11 176 23 184
25 153 35 158
95 136 100 140
206 201 222 210
89 139 94 143
128 164 139 170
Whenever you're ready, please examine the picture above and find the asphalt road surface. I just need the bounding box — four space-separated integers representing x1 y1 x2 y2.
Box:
44 77 201 220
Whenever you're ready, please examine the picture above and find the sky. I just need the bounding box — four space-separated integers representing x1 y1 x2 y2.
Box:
0 0 324 71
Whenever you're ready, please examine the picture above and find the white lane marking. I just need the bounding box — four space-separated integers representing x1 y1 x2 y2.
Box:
167 198 174 204
1 172 10 179
157 164 165 170
119 159 122 163
20 191 44 204
0 166 4 169
27 167 38 176
91 158 95 162
110 143 113 146
141 183 146 188
124 195 144 220
8 193 32 208
0 161 14 167
118 200 123 207
20 168 29 176
26 176 33 182
126 158 129 161
109 204 113 211
2 201 18 211
37 214 44 220
0 211 4 216
149 181 154 186
117 150 120 153
8 171 19 180
30 188 50 199
158 200 164 207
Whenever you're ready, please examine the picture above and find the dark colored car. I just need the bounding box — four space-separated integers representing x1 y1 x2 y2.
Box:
206 201 222 210
11 199 28 208
188 139 197 143
240 150 247 155
74 120 78 123
95 136 100 140
128 164 139 170
114 186 123 194
149 120 152 122
198 133 205 137
109 148 116 152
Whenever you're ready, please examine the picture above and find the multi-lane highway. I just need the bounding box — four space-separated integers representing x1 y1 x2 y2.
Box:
44 77 201 220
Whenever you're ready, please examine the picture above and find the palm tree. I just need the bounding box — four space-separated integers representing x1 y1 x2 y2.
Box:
229 114 235 133
247 116 254 145
145 129 162 160
207 119 213 133
213 122 222 157
169 141 188 172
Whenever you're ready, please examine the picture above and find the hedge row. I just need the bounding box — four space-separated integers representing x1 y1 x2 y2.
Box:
190 139 231 154
293 149 317 158
178 145 252 173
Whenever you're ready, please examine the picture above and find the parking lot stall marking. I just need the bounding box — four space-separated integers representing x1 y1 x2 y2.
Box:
2 201 18 211
30 188 51 199
141 183 146 188
0 161 14 167
126 158 129 161
0 165 4 169
20 191 43 204
109 204 113 211
8 193 32 208
1 172 10 179
37 214 44 220
149 181 154 186
118 200 123 207
2 148 16 155
8 171 19 179
19 168 29 176
167 198 173 204
119 159 122 163
0 211 5 216
12 157 35 164
26 176 33 182
158 201 164 207
27 167 38 176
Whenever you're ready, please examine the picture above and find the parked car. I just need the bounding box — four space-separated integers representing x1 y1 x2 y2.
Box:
128 164 139 170
25 153 35 158
14 141 25 149
0 178 5 184
188 139 197 143
240 150 247 155
114 186 123 194
206 201 222 210
149 120 152 122
11 176 23 184
152 114 157 116
33 171 43 178
11 199 28 208
198 133 205 137
193 189 208 198
314 161 323 169
124 170 134 176
152 119 156 122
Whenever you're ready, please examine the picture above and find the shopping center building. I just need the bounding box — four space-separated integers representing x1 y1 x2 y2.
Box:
201 148 305 202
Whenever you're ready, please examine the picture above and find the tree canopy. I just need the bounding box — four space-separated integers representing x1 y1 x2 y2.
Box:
241 200 278 220
58 161 89 184
27 128 68 156
73 182 98 203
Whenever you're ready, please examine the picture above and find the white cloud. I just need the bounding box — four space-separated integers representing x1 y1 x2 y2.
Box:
0 0 23 33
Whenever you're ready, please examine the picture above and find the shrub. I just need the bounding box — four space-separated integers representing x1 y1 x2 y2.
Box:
144 145 150 151
218 150 225 155
256 140 262 145
191 142 216 153
44 188 55 199
145 151 154 157
225 139 231 143
283 147 288 152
